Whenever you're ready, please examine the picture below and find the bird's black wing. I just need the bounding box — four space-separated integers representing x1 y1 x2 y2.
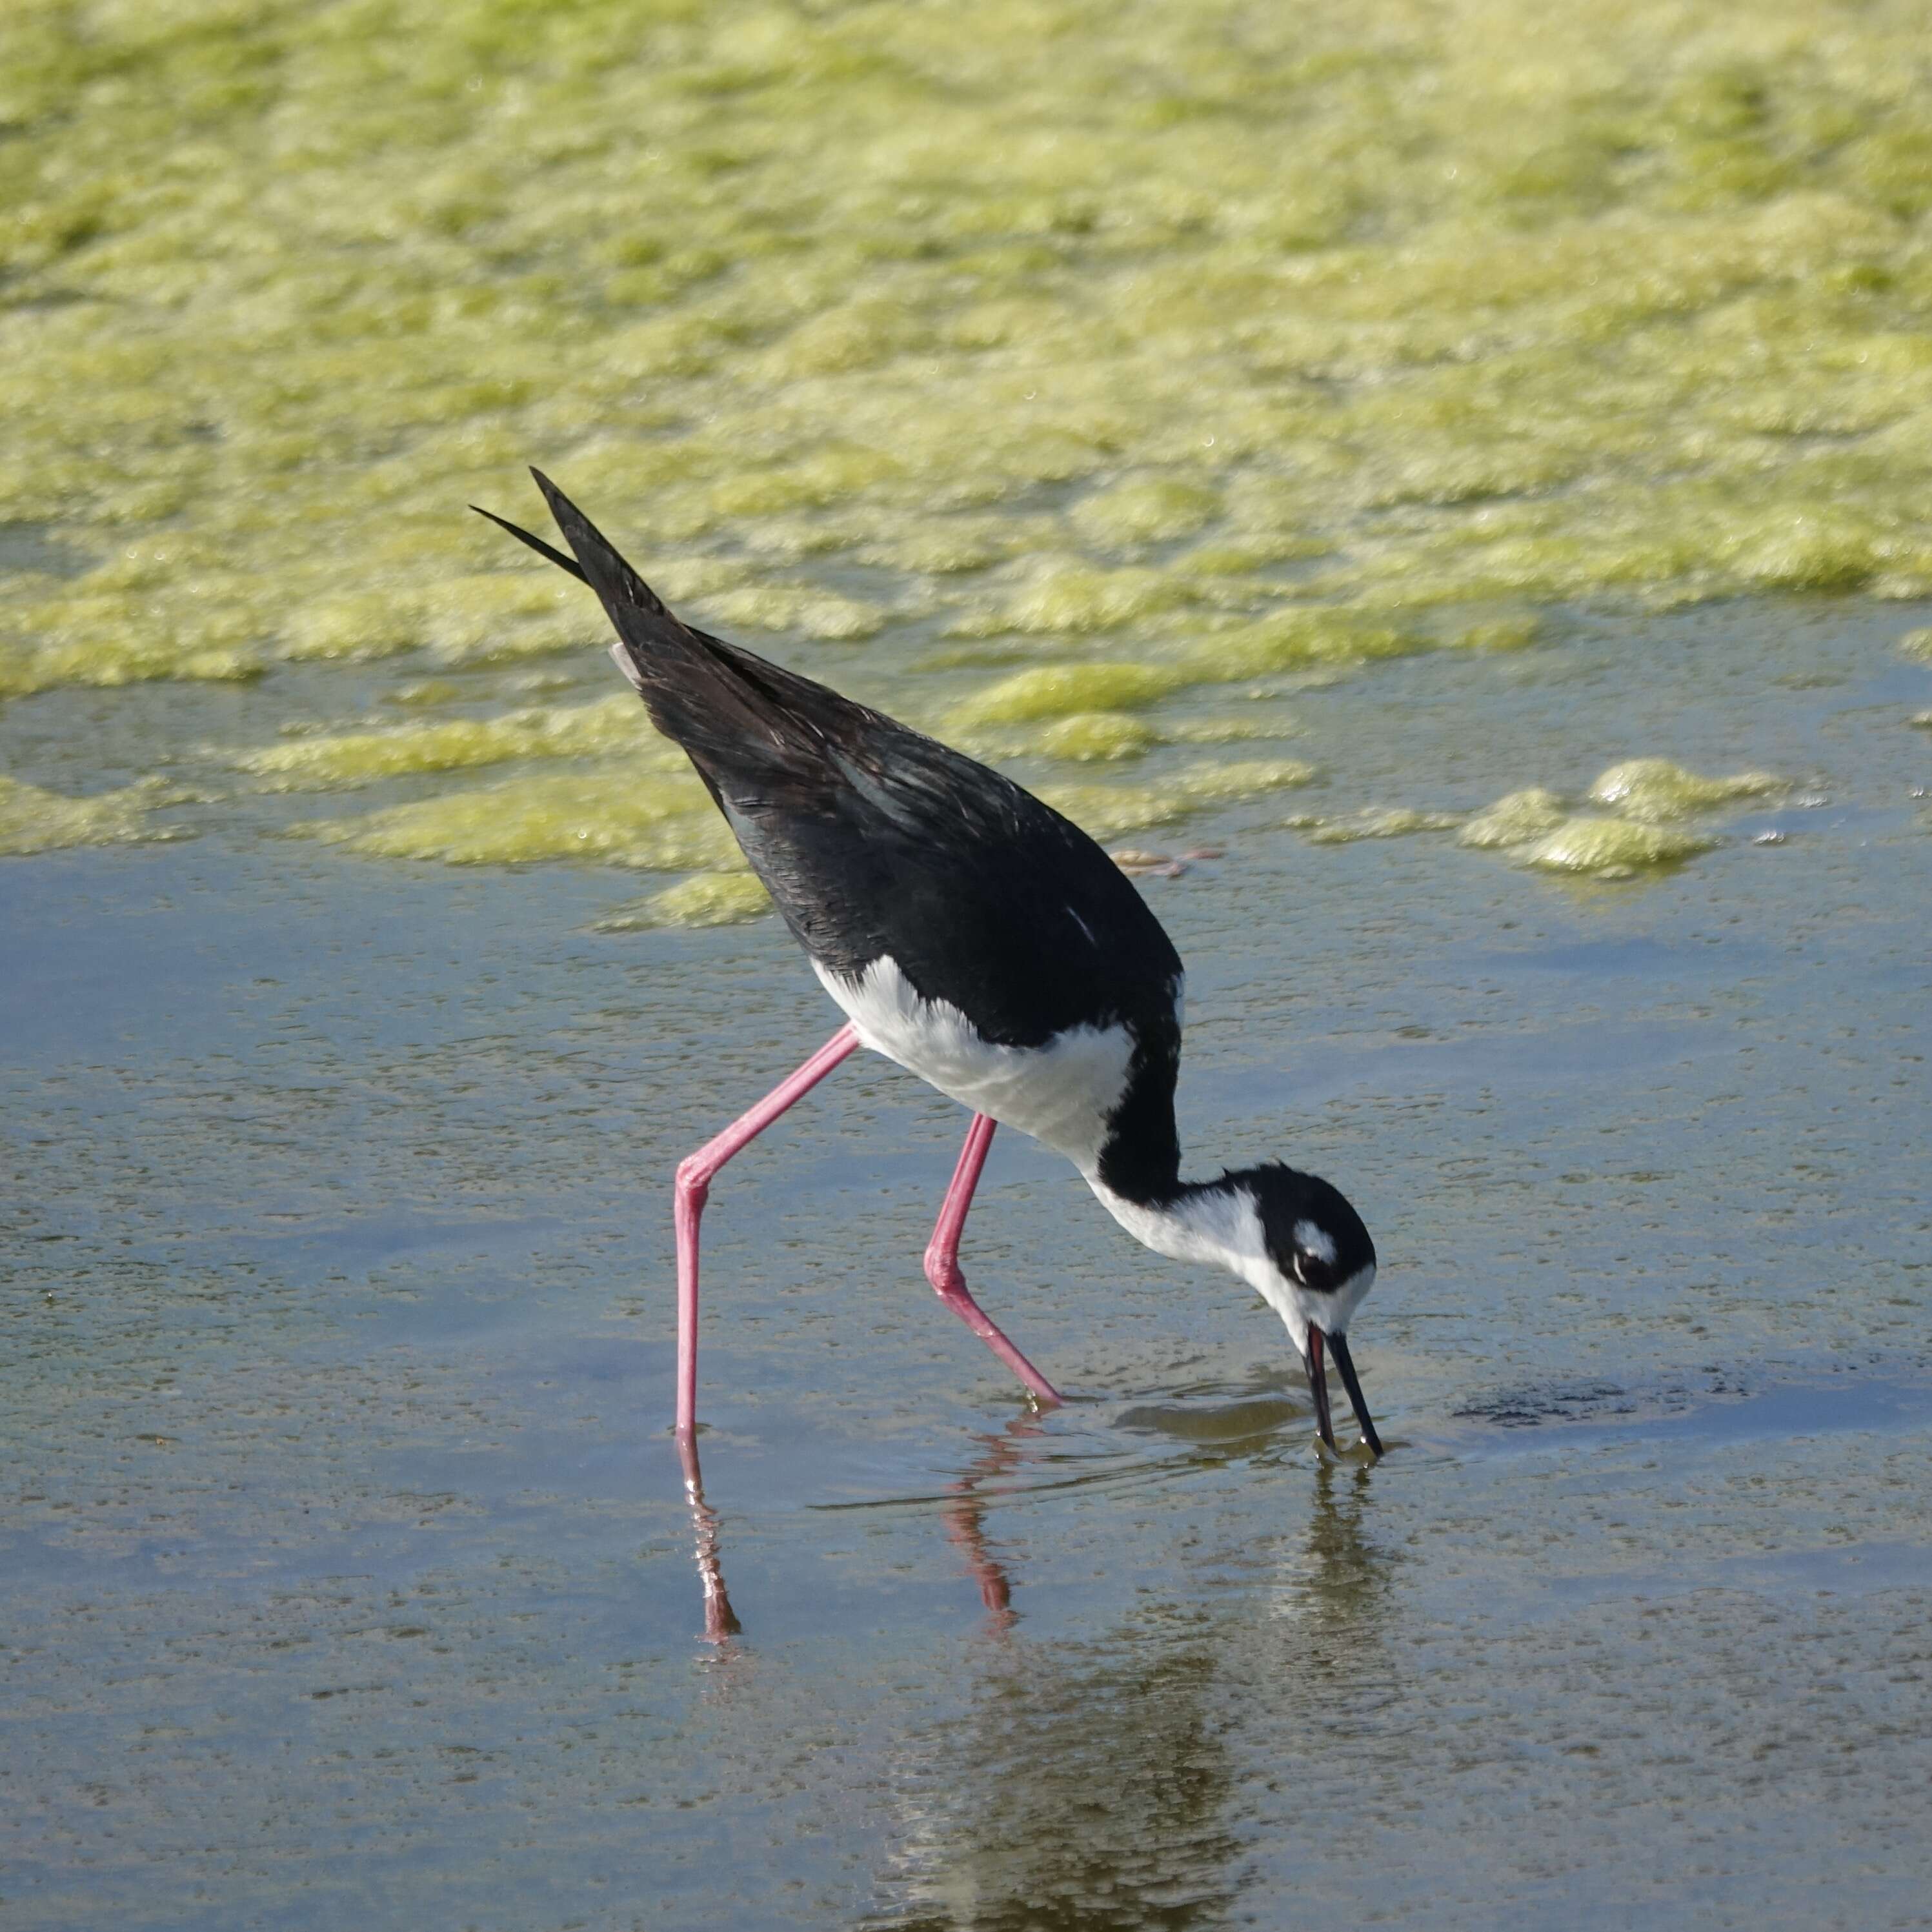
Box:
495 473 1185 1050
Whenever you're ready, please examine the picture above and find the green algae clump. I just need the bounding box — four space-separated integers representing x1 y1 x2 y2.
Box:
1459 789 1569 850
1071 478 1220 549
1038 758 1316 840
1185 614 1427 683
237 696 660 790
950 663 1185 729
0 776 183 855
1303 807 1463 845
1037 712 1161 761
387 681 465 708
1462 760 1778 880
1453 617 1544 654
996 564 1197 638
296 771 729 869
594 872 772 931
1587 758 1783 821
1518 818 1715 880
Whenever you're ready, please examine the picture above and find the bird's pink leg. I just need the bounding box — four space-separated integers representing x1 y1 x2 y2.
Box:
923 1114 1063 1407
674 1023 860 1437
676 1432 741 1642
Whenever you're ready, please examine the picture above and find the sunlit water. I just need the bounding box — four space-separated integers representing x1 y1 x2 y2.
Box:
6 3 1932 1926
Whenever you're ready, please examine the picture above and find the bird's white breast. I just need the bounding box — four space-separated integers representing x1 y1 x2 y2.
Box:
813 956 1134 1171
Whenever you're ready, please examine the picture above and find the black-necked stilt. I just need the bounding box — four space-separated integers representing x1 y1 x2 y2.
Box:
478 472 1384 1458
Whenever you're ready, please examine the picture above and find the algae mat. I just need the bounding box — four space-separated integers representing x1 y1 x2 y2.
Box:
6 0 1932 906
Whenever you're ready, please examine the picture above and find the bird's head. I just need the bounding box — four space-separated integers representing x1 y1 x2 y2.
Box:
1231 1163 1382 1458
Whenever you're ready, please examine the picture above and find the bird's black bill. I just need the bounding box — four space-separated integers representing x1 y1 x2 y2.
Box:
1324 1330 1384 1458
1306 1325 1337 1453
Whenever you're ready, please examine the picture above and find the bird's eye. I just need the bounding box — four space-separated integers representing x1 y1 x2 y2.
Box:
1291 1245 1342 1291
1287 1217 1341 1290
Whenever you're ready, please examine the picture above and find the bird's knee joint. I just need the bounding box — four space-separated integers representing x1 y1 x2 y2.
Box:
676 1155 710 1202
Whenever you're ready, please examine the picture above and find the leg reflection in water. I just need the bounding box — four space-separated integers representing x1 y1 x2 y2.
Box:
676 1415 1051 1642
678 1434 741 1644
939 1416 1047 1635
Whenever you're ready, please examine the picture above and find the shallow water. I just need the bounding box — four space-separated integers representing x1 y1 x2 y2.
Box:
6 3 1932 1927
7 598 1931 1929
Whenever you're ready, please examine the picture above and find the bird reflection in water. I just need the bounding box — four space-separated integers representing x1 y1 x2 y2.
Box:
1271 1454 1392 1647
864 1420 1398 1930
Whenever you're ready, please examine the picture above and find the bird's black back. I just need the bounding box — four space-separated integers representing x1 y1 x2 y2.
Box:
510 474 1184 1060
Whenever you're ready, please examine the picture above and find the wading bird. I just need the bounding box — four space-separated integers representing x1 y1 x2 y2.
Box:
478 474 1384 1458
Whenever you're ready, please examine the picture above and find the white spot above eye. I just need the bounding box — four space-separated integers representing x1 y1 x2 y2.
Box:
1293 1219 1336 1265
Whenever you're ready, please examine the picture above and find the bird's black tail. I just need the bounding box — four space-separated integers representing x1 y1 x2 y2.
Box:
470 501 586 585
476 470 809 768
527 468 719 709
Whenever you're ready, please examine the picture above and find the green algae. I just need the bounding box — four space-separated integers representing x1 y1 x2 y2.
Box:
1165 711 1304 746
1518 817 1716 879
1898 629 1932 663
1300 808 1463 845
237 695 665 789
286 576 604 667
386 680 465 708
1459 789 1571 850
688 583 889 643
1182 613 1429 682
1071 478 1220 549
1023 704 1304 763
1461 760 1782 879
268 744 1323 929
1587 757 1784 821
295 770 730 869
1036 759 1318 840
950 664 1186 729
1036 712 1162 763
1453 616 1544 654
6 0 1932 904
593 872 772 931
0 775 185 855
294 751 1314 876
953 703 1302 768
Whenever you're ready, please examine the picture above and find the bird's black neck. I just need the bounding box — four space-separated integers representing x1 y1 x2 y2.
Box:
1092 1018 1186 1207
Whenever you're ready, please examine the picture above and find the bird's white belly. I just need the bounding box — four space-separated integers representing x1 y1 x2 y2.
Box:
814 956 1132 1171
